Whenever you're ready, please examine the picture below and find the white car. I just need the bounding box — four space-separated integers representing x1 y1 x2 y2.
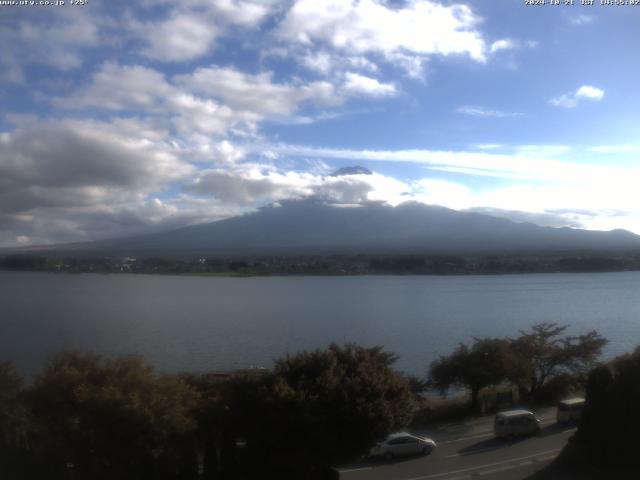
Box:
369 432 436 460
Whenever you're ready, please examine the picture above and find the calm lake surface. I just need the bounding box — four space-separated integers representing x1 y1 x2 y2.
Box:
2 270 640 377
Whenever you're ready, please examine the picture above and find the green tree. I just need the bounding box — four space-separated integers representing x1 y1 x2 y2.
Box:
228 344 415 478
27 351 200 480
429 338 516 408
511 323 607 398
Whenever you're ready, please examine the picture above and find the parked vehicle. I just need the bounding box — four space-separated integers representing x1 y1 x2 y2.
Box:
556 397 585 424
494 410 541 438
369 432 436 459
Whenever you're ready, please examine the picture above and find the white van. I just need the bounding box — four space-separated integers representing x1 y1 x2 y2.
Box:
556 398 585 424
494 410 541 438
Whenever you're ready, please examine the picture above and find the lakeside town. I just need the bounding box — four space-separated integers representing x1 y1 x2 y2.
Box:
4 251 640 276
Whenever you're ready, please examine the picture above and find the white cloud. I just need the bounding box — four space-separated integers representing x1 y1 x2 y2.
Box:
53 62 172 110
0 118 199 244
55 64 296 137
188 165 410 207
139 14 219 62
175 66 394 121
269 111 352 126
569 14 595 25
168 94 245 136
300 50 381 76
588 145 640 154
53 63 256 137
465 208 584 229
489 39 517 54
133 0 278 62
385 52 428 79
271 143 637 186
513 144 570 158
208 0 278 26
188 168 316 204
177 67 315 116
549 94 575 108
576 85 604 100
347 56 379 73
300 80 344 107
301 51 335 74
408 176 640 233
0 7 102 82
278 0 488 70
0 113 290 246
456 106 523 118
342 73 397 97
0 119 190 195
550 85 604 108
412 178 475 210
475 144 503 150
54 61 401 147
203 140 247 164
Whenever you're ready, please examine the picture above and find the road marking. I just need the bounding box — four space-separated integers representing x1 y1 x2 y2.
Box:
477 464 514 476
337 467 373 473
536 454 557 462
476 454 559 477
405 448 561 480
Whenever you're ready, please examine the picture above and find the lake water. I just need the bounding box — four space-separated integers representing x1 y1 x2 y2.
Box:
2 271 640 378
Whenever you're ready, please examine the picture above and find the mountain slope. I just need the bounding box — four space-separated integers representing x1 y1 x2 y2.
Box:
33 199 640 258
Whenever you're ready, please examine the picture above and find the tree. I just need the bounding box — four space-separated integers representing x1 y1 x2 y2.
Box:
227 344 415 478
510 323 607 398
180 372 238 479
429 338 516 409
570 346 640 469
0 361 29 478
26 351 200 480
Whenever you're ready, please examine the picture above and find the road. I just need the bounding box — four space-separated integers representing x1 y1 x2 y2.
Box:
336 409 576 480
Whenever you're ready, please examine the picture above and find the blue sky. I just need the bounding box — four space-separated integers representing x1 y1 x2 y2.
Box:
1 0 640 246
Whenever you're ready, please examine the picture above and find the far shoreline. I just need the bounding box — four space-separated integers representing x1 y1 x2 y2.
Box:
3 250 640 277
3 266 640 278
